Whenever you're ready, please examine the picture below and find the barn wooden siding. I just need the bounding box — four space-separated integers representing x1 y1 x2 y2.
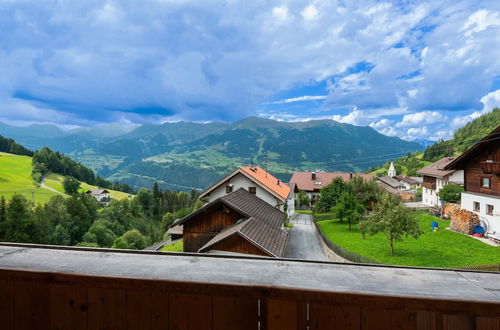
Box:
464 143 500 196
0 244 499 330
183 205 242 252
207 233 272 257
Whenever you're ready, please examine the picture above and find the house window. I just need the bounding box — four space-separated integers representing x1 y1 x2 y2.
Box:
226 185 233 193
486 204 494 215
481 177 491 188
473 202 480 212
248 187 256 194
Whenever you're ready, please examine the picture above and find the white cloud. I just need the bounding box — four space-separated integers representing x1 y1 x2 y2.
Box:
267 95 327 104
462 9 500 37
301 5 318 20
480 89 500 112
396 111 447 127
272 6 290 21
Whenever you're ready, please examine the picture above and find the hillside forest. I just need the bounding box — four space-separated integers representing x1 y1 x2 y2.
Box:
0 184 200 249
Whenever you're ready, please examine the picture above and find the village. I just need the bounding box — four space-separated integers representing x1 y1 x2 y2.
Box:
157 125 500 266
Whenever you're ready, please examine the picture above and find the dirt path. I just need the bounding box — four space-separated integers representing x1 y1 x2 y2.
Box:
39 173 65 195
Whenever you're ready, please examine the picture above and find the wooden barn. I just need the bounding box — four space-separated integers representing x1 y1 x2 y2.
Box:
173 188 288 257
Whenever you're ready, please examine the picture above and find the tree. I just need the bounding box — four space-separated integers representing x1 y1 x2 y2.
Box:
112 229 147 250
348 177 381 210
439 184 464 204
295 191 310 209
4 194 34 242
315 177 349 213
361 193 422 255
0 196 6 238
63 176 81 195
331 192 365 230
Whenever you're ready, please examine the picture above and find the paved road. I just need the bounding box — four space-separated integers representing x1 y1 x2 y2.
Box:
284 213 328 261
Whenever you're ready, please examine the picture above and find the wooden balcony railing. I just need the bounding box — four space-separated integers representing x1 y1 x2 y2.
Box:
0 243 499 330
481 161 500 174
421 181 436 190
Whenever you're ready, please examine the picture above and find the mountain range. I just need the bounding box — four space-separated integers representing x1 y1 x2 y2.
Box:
0 117 422 190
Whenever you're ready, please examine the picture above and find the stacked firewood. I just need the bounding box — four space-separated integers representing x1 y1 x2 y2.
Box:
445 203 479 235
443 203 461 219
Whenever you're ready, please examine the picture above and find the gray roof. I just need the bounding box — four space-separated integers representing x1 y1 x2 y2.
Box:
416 157 456 178
176 188 288 257
377 176 404 188
199 216 288 257
86 189 109 195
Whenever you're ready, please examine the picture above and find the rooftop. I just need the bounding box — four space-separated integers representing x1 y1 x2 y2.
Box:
290 172 373 191
416 157 457 178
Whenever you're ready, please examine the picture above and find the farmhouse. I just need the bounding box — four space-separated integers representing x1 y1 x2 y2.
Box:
444 125 500 238
173 188 288 257
394 175 420 189
290 172 373 203
199 165 294 216
417 157 464 208
86 189 110 202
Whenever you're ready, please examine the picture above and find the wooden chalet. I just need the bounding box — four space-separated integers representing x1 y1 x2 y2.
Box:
444 125 500 237
173 188 288 257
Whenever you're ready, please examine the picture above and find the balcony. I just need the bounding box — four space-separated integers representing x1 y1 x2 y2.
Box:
422 181 436 190
0 243 499 330
481 161 500 174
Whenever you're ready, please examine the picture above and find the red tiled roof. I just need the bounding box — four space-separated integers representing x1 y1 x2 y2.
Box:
199 165 291 201
290 172 373 192
240 166 291 200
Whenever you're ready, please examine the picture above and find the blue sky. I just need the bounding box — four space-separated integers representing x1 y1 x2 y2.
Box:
0 0 499 141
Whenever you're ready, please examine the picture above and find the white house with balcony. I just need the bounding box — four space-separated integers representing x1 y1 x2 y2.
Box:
416 157 464 208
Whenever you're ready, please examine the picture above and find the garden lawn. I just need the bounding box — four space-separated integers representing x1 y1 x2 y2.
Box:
296 210 312 214
316 212 500 268
160 240 183 252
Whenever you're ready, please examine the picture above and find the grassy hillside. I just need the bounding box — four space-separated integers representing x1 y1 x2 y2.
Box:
0 152 130 203
0 152 59 203
44 173 130 200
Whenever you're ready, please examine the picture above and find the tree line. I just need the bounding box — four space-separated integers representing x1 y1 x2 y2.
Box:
31 147 133 193
0 183 201 250
0 135 34 157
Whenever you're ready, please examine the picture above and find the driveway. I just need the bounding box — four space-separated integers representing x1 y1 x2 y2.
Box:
284 213 328 261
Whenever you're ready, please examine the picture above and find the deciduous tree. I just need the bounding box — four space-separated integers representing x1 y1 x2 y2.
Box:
361 193 422 255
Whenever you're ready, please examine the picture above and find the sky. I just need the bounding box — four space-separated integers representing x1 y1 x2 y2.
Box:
0 0 499 142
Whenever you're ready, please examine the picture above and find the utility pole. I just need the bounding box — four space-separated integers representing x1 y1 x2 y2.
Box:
32 189 35 205
264 152 269 177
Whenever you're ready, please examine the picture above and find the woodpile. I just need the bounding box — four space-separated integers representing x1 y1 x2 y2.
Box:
445 203 480 235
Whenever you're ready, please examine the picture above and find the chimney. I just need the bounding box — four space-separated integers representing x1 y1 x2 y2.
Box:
349 173 353 179
277 179 280 185
312 172 316 180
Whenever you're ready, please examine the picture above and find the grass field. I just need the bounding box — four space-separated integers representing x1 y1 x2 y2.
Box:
0 152 130 204
0 152 60 204
159 240 183 252
44 173 130 200
316 211 500 268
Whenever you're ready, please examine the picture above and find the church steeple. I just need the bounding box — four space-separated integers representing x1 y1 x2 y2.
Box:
388 162 396 177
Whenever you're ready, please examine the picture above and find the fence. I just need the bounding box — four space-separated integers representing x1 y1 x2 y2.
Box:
455 264 500 273
312 219 380 265
312 215 500 273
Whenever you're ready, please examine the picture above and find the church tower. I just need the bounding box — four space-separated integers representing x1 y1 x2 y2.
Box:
388 162 396 177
